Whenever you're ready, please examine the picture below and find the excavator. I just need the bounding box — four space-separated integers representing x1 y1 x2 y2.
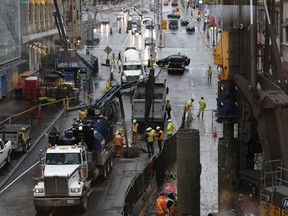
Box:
212 0 288 215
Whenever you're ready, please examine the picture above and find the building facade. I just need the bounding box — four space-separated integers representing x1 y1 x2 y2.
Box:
0 0 22 99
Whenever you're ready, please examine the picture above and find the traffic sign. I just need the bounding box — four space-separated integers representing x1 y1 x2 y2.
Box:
104 46 112 54
162 19 167 30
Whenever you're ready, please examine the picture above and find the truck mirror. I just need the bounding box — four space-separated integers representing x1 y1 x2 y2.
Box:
166 87 169 94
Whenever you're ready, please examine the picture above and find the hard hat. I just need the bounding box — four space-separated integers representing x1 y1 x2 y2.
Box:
159 191 166 195
191 98 194 102
21 127 26 131
133 119 137 123
201 97 204 99
168 119 172 122
118 128 123 132
156 126 160 130
146 127 152 131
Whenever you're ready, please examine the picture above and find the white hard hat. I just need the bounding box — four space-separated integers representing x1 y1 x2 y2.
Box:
133 119 137 123
168 119 172 122
146 127 152 131
156 126 160 130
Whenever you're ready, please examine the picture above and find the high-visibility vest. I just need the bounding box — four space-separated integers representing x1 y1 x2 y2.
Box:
151 129 157 141
157 130 163 141
208 68 212 75
167 122 174 135
19 131 26 142
199 99 206 109
114 134 123 145
166 101 172 110
185 99 193 112
131 123 138 133
147 131 154 142
156 195 168 214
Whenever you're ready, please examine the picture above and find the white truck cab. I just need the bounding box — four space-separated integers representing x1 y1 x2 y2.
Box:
121 47 144 84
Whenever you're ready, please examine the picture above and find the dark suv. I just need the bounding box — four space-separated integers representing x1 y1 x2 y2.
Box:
167 56 186 74
156 54 190 67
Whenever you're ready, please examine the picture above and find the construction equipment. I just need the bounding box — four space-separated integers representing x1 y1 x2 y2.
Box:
211 1 288 215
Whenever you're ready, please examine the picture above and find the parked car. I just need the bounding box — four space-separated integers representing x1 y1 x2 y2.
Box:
171 1 178 6
180 18 189 26
156 54 190 67
116 13 124 21
145 20 154 29
144 37 156 46
163 0 169 5
186 24 195 33
143 16 153 25
100 18 110 25
167 13 180 19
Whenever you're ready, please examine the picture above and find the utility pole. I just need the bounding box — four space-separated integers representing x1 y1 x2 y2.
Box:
158 0 164 48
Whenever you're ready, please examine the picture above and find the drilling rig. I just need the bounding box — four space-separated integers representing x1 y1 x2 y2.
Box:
212 0 288 215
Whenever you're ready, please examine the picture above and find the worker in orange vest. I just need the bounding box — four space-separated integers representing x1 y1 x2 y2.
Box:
113 130 124 157
156 191 168 216
156 126 164 152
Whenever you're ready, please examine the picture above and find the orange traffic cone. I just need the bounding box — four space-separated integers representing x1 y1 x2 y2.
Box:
213 127 217 137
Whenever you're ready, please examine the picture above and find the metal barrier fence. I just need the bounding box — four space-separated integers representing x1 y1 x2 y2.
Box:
122 134 177 215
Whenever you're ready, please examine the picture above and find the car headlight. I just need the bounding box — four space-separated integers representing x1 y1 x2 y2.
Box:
70 188 80 193
34 188 44 193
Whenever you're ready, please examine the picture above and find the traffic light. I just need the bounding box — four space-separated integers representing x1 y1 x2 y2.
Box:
162 19 167 30
176 7 180 14
197 10 202 18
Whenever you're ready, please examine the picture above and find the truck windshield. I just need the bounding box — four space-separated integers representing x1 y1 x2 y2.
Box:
123 65 141 70
46 153 81 165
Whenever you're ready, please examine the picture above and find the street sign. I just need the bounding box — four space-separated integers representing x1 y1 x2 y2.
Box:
104 46 112 55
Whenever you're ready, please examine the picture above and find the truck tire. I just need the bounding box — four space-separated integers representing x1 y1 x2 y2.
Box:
27 139 31 149
78 190 88 212
6 150 11 164
159 62 164 67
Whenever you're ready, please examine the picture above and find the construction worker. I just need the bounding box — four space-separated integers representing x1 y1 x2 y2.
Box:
145 127 154 157
156 126 164 152
115 128 123 136
156 191 168 216
207 66 212 82
166 100 172 120
184 98 194 113
166 193 177 216
151 127 157 142
197 97 207 118
131 119 138 145
18 127 26 149
167 119 174 138
113 130 124 157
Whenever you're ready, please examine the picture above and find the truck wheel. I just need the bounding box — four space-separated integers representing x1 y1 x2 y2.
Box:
78 190 88 212
27 139 31 149
6 150 11 163
110 157 114 170
159 63 164 67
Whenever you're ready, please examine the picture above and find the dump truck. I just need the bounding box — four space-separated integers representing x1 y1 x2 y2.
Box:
0 124 31 153
33 112 114 213
131 80 168 131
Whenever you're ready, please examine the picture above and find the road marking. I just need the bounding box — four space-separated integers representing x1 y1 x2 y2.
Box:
0 161 39 194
